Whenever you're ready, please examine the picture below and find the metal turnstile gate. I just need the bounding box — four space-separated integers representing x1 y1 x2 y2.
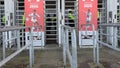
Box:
44 0 58 43
0 0 4 26
65 0 78 28
16 0 24 26
64 0 78 42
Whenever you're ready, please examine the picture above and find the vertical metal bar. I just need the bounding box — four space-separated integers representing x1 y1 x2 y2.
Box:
5 31 8 48
0 6 1 26
61 27 63 46
22 29 24 47
14 29 17 48
113 27 115 48
99 12 103 46
96 32 99 66
66 29 72 66
71 29 77 68
116 27 118 48
80 25 82 48
58 0 61 45
74 1 78 28
66 29 69 50
40 27 42 47
92 24 96 64
61 0 65 25
32 29 34 65
2 32 6 60
63 28 66 66
92 24 99 66
9 31 12 48
106 27 108 44
29 28 33 68
100 27 103 46
61 0 65 46
85 25 88 36
111 27 114 47
113 27 118 48
17 30 20 50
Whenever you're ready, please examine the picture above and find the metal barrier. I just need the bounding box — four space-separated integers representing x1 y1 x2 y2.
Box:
98 23 120 51
0 26 34 68
61 25 77 68
61 25 99 68
80 24 99 67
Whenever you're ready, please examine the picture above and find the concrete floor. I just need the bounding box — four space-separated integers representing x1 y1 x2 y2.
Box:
0 44 120 68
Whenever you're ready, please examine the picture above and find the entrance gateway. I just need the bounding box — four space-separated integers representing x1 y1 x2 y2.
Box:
0 0 107 46
79 0 98 47
24 0 104 47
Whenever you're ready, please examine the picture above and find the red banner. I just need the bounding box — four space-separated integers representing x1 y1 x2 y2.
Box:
78 0 98 30
25 0 44 32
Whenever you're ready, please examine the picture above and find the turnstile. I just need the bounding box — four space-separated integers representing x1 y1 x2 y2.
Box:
0 0 4 26
44 0 58 43
16 0 24 26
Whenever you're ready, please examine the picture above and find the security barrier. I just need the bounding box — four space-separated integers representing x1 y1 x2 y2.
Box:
79 24 99 67
61 24 100 68
98 23 120 51
0 26 34 68
61 25 77 68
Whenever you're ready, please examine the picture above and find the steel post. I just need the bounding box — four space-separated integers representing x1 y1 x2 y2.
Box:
17 30 20 50
71 29 77 68
2 32 5 60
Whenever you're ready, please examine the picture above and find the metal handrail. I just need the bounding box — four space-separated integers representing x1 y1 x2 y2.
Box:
0 26 30 32
98 23 120 51
0 26 34 68
61 25 77 68
99 23 120 27
79 24 99 67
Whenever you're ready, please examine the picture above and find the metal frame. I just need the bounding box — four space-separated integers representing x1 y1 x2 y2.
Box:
44 0 58 42
106 0 118 47
60 0 78 44
64 0 78 27
0 0 4 26
79 24 99 67
117 0 120 23
61 25 77 68
98 0 107 24
58 0 61 45
16 0 24 26
59 0 65 45
0 26 34 68
98 23 120 51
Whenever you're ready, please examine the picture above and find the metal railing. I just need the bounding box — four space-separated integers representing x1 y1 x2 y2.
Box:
0 26 34 68
61 25 77 68
61 24 99 68
79 24 99 67
98 23 120 51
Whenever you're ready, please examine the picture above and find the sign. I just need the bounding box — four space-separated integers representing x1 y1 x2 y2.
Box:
78 0 98 47
25 0 45 46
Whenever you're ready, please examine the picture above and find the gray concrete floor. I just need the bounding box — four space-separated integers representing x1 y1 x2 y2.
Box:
0 44 120 68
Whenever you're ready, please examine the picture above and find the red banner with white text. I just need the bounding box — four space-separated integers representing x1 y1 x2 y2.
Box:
25 0 45 46
78 0 98 46
78 0 97 30
25 0 44 31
